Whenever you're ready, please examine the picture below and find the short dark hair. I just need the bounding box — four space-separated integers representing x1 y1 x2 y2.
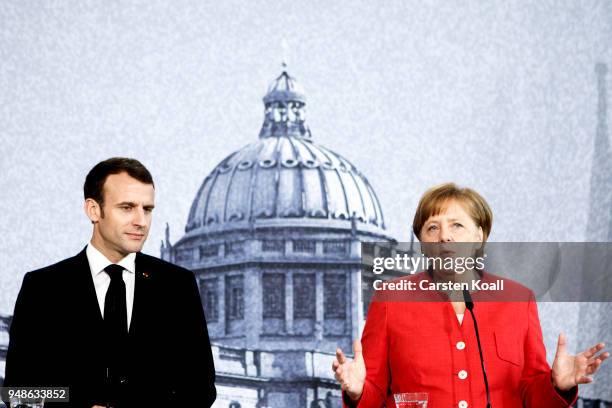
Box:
84 157 154 206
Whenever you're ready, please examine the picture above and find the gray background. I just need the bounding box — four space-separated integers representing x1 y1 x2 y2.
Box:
0 0 611 398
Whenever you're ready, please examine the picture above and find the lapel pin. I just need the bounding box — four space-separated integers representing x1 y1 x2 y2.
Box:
142 272 150 279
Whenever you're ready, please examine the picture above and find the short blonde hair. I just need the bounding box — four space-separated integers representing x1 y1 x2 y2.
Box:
412 183 493 241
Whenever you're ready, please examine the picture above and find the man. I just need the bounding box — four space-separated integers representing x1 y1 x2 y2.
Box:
3 158 216 407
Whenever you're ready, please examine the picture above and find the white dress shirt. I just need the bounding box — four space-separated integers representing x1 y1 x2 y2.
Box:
86 243 136 330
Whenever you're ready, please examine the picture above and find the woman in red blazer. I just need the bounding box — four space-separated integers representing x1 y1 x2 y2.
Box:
333 183 609 408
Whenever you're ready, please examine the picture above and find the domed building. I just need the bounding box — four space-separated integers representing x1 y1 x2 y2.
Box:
161 69 394 408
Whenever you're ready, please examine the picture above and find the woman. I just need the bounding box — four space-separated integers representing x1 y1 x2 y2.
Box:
332 183 608 407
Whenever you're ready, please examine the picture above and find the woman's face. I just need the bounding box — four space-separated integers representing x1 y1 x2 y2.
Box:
419 199 485 274
420 199 484 243
419 200 483 279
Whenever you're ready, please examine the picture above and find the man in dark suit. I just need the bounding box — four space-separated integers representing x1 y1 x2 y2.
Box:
3 158 216 407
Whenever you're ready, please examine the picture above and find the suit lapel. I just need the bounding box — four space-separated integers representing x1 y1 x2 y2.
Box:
71 247 105 328
129 252 154 337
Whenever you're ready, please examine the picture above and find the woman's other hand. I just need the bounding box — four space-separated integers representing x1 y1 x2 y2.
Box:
332 339 366 401
552 332 609 391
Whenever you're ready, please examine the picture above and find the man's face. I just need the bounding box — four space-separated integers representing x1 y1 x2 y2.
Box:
86 172 155 261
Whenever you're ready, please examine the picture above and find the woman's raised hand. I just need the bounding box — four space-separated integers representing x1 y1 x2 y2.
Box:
552 332 609 391
332 339 366 402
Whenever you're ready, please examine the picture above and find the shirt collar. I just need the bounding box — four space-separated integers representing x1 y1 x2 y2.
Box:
86 242 136 276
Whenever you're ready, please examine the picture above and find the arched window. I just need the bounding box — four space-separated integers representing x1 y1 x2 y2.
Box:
294 274 315 318
200 278 218 322
226 275 244 320
263 273 285 318
324 274 346 319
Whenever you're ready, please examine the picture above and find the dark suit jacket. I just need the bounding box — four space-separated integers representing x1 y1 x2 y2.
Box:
3 248 216 407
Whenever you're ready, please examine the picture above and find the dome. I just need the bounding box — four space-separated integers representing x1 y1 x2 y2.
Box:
185 70 385 233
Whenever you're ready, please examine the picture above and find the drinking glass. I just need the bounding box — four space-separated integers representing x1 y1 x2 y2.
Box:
394 392 428 408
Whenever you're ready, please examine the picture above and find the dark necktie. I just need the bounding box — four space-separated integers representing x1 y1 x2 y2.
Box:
104 263 128 395
104 264 128 338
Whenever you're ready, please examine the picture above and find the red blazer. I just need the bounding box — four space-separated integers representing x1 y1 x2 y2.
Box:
348 272 578 408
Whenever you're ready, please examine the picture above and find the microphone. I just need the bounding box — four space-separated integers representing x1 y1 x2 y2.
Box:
463 289 492 408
